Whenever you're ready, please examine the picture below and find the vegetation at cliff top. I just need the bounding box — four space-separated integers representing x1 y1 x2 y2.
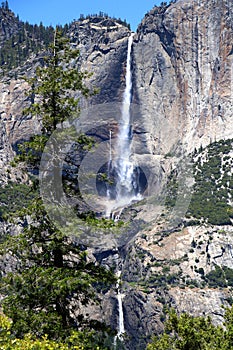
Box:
0 1 131 76
0 1 55 75
78 11 131 30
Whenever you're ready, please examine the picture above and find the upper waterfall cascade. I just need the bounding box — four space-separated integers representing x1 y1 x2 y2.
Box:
115 33 135 200
105 33 143 218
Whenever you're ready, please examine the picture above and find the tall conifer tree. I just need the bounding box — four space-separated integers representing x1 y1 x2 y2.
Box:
0 29 115 345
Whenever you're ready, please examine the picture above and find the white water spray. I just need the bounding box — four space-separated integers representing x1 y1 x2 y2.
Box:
115 33 135 200
105 33 142 218
114 271 125 346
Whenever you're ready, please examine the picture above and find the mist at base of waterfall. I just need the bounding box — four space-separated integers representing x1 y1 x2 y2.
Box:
105 192 142 221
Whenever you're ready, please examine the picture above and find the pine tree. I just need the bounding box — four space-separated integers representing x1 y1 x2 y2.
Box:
15 28 93 168
0 29 115 345
1 199 115 340
146 308 230 350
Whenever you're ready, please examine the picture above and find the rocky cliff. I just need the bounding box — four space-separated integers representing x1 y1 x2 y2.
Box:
0 16 130 181
0 5 21 47
1 1 233 349
122 1 233 347
132 0 233 155
69 18 130 105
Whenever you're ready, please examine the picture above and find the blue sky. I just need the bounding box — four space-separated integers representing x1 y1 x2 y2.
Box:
8 0 163 32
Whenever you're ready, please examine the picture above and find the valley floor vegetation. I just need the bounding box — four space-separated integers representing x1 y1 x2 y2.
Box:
2 306 233 349
146 306 233 350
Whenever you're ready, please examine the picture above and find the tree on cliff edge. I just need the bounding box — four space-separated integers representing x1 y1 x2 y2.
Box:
0 28 115 347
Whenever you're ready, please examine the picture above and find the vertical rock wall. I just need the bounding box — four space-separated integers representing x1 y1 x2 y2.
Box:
132 0 233 155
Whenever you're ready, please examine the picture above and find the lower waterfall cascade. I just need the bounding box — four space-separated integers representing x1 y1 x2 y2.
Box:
114 271 125 347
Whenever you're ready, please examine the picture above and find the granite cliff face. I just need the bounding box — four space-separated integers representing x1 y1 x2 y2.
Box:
69 18 130 105
1 1 233 349
132 0 233 155
0 6 21 47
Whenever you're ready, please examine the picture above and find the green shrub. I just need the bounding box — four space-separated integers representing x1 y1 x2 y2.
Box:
0 182 37 219
204 265 233 288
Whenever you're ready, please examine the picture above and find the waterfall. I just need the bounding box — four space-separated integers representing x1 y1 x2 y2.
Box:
114 271 125 346
105 33 142 218
106 129 112 200
115 33 135 202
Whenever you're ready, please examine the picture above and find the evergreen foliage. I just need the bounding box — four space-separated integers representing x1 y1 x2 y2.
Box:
0 3 132 75
0 29 116 346
0 22 54 73
14 28 92 169
188 139 233 225
78 11 131 30
0 314 109 349
147 306 233 350
0 182 37 220
165 139 233 225
0 3 55 75
1 1 9 10
204 265 233 288
0 200 115 340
